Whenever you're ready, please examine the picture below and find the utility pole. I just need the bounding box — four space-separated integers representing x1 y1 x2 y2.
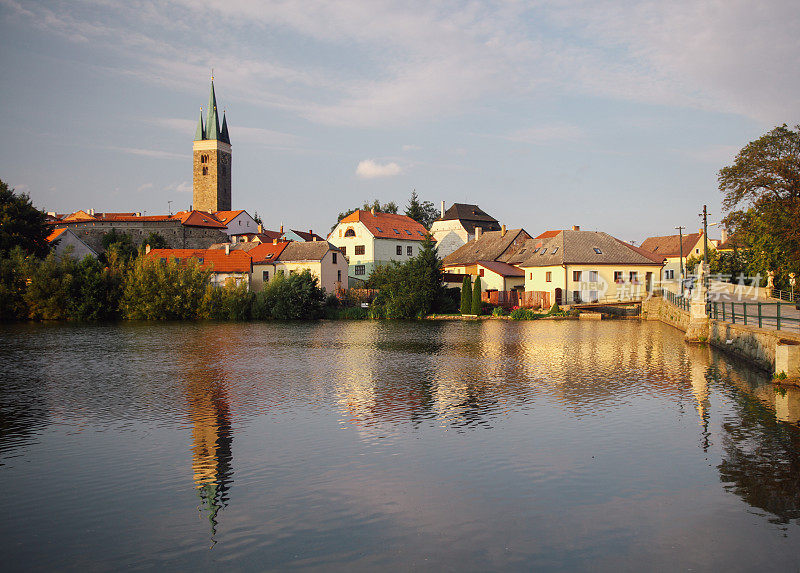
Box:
675 225 685 296
699 205 710 313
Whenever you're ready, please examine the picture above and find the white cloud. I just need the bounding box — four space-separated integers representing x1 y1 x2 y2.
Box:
356 159 402 179
165 181 192 194
137 182 154 192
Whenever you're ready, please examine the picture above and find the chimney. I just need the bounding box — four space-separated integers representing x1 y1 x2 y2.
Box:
370 207 376 216
258 224 263 233
89 208 95 216
273 239 278 245
501 224 507 237
135 212 142 217
313 236 318 242
721 228 728 244
280 224 284 234
224 244 230 255
145 244 151 254
699 228 703 235
475 226 482 240
441 200 445 218
309 229 313 236
572 225 580 231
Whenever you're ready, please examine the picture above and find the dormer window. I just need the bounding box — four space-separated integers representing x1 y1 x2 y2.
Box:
344 228 356 237
551 247 559 254
405 230 412 235
593 248 602 254
266 253 273 259
394 229 400 234
376 227 383 232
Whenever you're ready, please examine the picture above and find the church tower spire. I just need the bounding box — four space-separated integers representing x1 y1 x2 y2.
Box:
192 75 232 212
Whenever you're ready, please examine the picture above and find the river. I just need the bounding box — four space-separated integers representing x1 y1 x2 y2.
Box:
1 319 799 571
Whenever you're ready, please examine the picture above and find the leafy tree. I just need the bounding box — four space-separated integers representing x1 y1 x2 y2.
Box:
253 270 325 320
369 236 445 318
120 255 210 320
460 275 472 315
0 247 32 321
201 280 254 320
67 256 123 321
25 252 77 320
142 232 169 250
719 124 800 289
404 190 440 229
471 276 483 315
334 199 399 230
102 229 137 264
252 211 263 225
0 178 50 257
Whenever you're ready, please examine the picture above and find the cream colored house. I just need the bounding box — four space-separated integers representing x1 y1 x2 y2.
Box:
430 203 501 259
640 230 716 292
249 240 347 293
441 228 532 293
328 209 428 285
518 230 664 304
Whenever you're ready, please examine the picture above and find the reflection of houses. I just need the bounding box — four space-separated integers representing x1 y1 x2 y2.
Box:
187 378 234 540
328 209 428 285
430 203 501 259
46 228 98 259
519 230 664 304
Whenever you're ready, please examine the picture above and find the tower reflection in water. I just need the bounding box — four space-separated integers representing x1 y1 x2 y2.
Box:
186 373 234 543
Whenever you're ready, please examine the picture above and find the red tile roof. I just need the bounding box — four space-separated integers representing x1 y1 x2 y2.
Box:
146 249 252 273
212 210 246 223
46 228 67 242
247 242 290 264
477 260 524 277
640 233 702 258
338 210 428 241
171 210 227 228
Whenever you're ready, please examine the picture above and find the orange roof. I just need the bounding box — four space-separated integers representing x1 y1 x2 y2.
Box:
46 228 67 242
171 210 226 228
339 210 428 241
213 210 246 223
247 241 290 264
536 230 564 239
146 249 252 273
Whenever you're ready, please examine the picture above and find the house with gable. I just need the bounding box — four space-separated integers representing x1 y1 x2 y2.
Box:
640 230 718 290
441 227 532 293
430 202 501 259
213 210 258 237
146 246 253 288
328 209 429 285
47 228 98 259
519 230 664 304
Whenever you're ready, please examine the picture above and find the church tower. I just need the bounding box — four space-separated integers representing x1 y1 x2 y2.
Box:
193 78 232 212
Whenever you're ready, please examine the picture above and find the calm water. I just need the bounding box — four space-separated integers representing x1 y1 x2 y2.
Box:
2 319 800 571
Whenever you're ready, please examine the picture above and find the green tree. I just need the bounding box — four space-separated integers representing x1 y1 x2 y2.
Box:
0 178 50 257
101 229 137 264
201 280 254 320
67 256 123 321
252 211 263 225
460 275 472 315
120 255 210 320
254 270 325 320
471 276 482 315
719 124 800 289
25 252 77 320
404 190 440 229
0 247 32 321
142 232 169 250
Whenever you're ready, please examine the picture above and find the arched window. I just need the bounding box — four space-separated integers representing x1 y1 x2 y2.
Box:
344 228 356 237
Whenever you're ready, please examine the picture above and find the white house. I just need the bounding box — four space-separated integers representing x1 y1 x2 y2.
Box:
47 228 98 259
430 202 501 259
213 210 259 237
328 209 429 285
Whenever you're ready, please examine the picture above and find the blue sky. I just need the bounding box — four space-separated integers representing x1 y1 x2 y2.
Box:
1 0 798 242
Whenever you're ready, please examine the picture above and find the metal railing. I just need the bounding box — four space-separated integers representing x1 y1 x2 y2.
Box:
771 289 798 303
708 300 800 332
663 290 690 311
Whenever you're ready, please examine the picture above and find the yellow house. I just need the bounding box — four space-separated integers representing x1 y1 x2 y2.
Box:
640 230 717 292
518 230 664 305
441 228 532 292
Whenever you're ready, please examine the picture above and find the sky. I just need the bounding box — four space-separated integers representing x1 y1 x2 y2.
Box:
1 0 798 242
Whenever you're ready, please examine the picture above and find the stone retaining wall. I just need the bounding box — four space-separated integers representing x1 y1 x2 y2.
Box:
641 297 690 332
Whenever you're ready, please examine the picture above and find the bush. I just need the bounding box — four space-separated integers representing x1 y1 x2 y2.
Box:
510 308 542 320
201 280 254 320
460 276 472 315
120 255 210 320
471 276 482 315
252 270 325 320
0 247 30 321
491 306 507 317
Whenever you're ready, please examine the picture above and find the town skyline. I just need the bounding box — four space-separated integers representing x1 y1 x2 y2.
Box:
2 1 798 243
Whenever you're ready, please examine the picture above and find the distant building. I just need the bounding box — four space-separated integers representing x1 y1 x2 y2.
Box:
213 210 257 237
430 203 501 259
328 209 428 285
146 246 252 289
46 228 98 259
249 240 347 293
640 230 716 289
193 78 232 213
48 210 228 252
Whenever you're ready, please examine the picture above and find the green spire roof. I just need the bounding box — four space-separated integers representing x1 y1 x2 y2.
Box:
206 80 220 140
219 112 230 144
194 109 205 141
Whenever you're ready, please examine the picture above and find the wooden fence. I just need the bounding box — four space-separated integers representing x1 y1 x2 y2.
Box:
481 290 550 309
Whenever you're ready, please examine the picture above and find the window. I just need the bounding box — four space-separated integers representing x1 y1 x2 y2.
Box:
340 246 346 256
201 154 209 163
202 166 208 175
332 253 337 264
572 291 581 303
588 270 598 282
479 269 485 277
265 253 273 260
546 272 552 282
337 270 342 282
197 258 204 264
394 229 400 234
573 270 582 282
376 227 383 232
630 271 639 283
593 248 602 254
344 228 356 237
405 230 412 235
262 270 269 282
695 248 699 254
407 246 412 256
355 265 366 275
354 245 365 255
418 231 425 236
396 245 402 255
551 247 559 254
614 271 623 283
277 270 285 277
589 290 598 302
338 229 342 237
530 272 533 280
531 248 539 254
238 220 241 225
540 249 546 255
